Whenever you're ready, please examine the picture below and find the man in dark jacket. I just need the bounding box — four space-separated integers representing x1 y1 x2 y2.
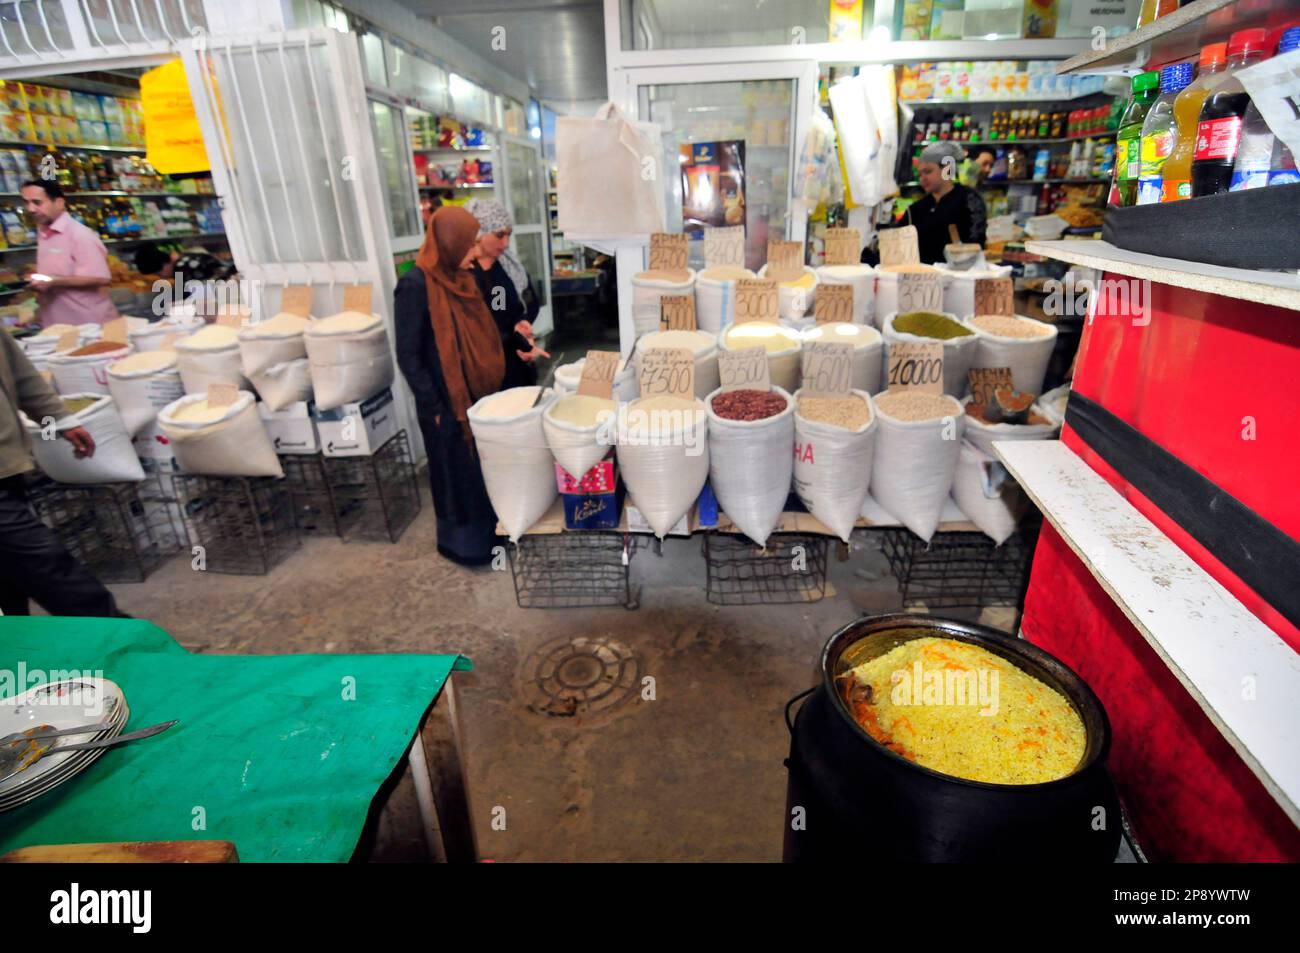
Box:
890 140 988 264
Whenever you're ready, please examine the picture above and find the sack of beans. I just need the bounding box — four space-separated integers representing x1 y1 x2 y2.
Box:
553 356 639 402
304 311 396 411
815 264 875 324
106 350 185 437
695 266 755 333
615 395 709 538
467 386 558 542
960 395 1059 457
250 358 314 412
964 313 1058 397
46 340 132 396
869 390 965 541
950 442 1029 545
800 323 883 395
631 268 695 338
158 391 283 478
935 263 1013 318
882 310 978 397
174 324 248 395
632 329 720 399
24 393 143 484
705 386 794 547
238 311 311 379
758 265 819 322
718 323 802 394
874 263 942 328
792 389 877 542
128 314 205 352
543 393 619 480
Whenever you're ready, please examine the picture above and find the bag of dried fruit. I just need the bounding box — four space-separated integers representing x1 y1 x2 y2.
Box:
705 386 795 546
869 390 965 541
792 388 877 542
963 313 1058 397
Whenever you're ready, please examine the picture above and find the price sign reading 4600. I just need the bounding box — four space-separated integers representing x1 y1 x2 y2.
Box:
887 341 944 394
801 342 854 399
638 347 695 399
718 346 770 393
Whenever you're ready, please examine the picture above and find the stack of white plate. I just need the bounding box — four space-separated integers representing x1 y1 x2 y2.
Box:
0 678 128 812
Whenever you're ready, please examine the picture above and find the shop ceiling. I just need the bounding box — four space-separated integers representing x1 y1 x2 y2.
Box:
402 0 607 104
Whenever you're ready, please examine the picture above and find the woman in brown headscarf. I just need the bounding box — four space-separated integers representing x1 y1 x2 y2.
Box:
395 206 507 566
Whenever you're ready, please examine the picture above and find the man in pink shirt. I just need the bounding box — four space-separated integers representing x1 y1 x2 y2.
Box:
21 179 118 327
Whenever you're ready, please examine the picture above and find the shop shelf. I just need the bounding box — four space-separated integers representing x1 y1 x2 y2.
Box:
994 438 1300 825
0 191 216 199
0 139 146 153
703 532 829 606
910 133 1116 148
879 517 1040 612
0 232 227 254
171 473 300 575
509 532 639 610
319 430 421 544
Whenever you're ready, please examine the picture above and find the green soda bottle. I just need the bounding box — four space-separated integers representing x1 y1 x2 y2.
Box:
1111 71 1160 207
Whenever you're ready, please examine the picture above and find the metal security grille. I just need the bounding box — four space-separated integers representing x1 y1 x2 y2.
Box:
880 517 1042 610
0 0 206 71
171 473 299 575
703 532 829 606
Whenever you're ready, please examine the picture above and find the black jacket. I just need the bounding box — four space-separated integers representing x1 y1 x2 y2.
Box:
468 258 539 390
872 183 988 265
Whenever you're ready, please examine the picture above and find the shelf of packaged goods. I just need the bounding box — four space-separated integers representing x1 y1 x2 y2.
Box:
1054 0 1291 76
0 140 146 153
420 183 495 190
0 232 227 254
1024 238 1300 312
0 191 215 199
994 439 1300 826
413 147 494 154
903 177 1110 187
901 92 1110 107
911 132 1117 148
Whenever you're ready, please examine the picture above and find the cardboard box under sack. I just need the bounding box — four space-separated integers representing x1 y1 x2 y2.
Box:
314 389 399 457
625 503 693 537
259 400 320 455
562 481 625 530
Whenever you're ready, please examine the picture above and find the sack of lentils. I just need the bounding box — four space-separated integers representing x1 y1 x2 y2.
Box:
882 310 978 397
792 388 877 543
705 386 795 547
964 313 1058 397
869 390 965 542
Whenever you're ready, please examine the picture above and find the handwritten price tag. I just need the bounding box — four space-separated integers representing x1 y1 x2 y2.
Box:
343 283 373 314
814 284 853 324
649 233 688 271
704 226 745 268
56 331 78 352
887 341 944 394
879 226 920 266
967 367 1014 406
801 342 854 399
659 295 697 331
280 285 313 316
577 349 619 398
215 309 247 329
974 276 1014 316
718 346 769 393
766 240 803 282
101 317 128 344
638 347 695 399
897 272 944 313
734 279 778 323
823 227 860 266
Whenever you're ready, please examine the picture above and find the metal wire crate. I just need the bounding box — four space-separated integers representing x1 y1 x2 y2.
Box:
703 532 829 606
509 532 639 610
279 453 342 537
27 476 184 584
880 517 1042 609
170 473 300 575
320 430 421 543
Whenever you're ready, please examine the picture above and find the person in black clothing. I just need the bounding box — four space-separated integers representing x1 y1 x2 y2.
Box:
464 198 548 389
872 141 988 265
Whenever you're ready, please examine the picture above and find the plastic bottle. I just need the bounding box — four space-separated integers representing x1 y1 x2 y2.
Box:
1137 62 1193 204
1111 71 1160 206
1192 28 1270 197
1162 43 1229 201
1235 28 1300 189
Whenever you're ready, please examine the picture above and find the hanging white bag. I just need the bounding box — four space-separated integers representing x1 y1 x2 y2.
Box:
173 325 247 395
556 103 666 238
792 388 877 543
704 386 794 547
631 269 697 338
24 394 143 484
47 342 132 396
615 396 710 538
106 350 185 438
963 314 1059 397
882 311 979 397
158 391 283 478
869 391 964 542
238 312 311 379
950 442 1029 545
467 387 559 543
304 311 396 411
800 322 883 394
251 358 314 412
542 393 619 481
816 264 875 324
694 266 754 333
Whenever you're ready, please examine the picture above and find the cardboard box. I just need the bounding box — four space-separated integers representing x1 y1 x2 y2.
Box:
314 389 399 458
259 400 320 455
555 456 616 494
626 503 692 537
561 482 625 530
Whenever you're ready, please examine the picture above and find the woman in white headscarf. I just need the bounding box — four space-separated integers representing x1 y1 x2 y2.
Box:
465 198 549 389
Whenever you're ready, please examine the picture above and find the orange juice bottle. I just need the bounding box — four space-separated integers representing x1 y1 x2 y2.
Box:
1161 43 1228 202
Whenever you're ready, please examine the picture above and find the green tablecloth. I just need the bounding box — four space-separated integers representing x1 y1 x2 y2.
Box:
0 618 471 862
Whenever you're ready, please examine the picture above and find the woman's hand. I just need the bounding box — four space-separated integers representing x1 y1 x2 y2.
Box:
514 319 533 339
517 343 551 363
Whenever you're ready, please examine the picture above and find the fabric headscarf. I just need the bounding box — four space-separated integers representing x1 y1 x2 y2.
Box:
465 198 529 299
415 206 505 443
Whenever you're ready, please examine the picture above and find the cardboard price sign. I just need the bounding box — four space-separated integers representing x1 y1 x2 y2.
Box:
215 309 246 329
649 233 688 271
280 285 314 316
704 226 745 268
207 383 239 407
896 272 944 313
801 342 854 399
766 240 803 282
879 226 920 266
638 347 695 399
823 227 860 266
717 346 769 393
57 331 78 353
814 284 854 324
886 341 944 394
101 317 129 344
577 349 619 399
974 277 1014 316
343 283 373 314
659 295 697 331
734 279 778 323
968 367 1014 406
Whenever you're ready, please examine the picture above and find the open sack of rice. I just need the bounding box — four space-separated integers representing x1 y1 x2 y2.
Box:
543 393 619 481
304 310 395 411
24 393 143 484
157 391 283 478
174 324 247 395
106 349 184 438
46 340 132 396
631 268 695 338
468 386 558 542
632 330 720 399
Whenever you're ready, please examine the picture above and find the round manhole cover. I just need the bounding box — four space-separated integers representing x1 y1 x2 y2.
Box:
520 635 640 722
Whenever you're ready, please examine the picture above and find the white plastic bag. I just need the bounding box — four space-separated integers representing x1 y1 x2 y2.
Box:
882 311 979 397
758 265 819 322
792 388 877 542
950 443 1029 545
816 264 875 325
304 318 395 411
106 353 184 437
158 392 283 478
47 343 132 396
542 395 618 480
694 267 755 333
632 329 720 399
556 103 666 238
960 395 1060 457
467 388 559 543
704 386 794 547
964 315 1059 397
24 394 143 484
251 359 314 413
631 269 697 338
615 396 710 538
869 393 964 541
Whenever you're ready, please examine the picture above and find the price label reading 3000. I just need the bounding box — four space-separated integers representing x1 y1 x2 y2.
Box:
734 279 778 323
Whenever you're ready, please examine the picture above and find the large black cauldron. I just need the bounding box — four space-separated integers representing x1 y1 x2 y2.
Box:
784 614 1120 862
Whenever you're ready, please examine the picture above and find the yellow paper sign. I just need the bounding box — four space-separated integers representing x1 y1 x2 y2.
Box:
140 59 210 175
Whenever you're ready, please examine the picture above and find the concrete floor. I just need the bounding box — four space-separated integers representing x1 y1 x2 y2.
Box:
102 476 1012 862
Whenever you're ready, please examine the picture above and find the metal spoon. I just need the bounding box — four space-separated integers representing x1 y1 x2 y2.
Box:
0 720 178 783
0 723 113 747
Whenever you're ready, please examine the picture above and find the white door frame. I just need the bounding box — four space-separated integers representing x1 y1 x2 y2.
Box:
498 132 554 338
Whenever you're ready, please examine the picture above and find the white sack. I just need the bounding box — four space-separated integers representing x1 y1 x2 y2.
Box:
816 264 875 324
964 314 1058 397
251 359 314 413
800 323 884 395
25 394 143 484
758 265 819 322
128 315 204 352
960 395 1060 458
869 393 964 541
467 388 559 543
631 270 697 338
704 386 794 547
239 326 308 379
47 344 132 396
935 263 1013 319
158 392 283 478
792 388 877 542
950 442 1029 545
882 311 979 397
304 320 395 411
543 398 618 480
717 326 802 394
556 103 666 238
875 267 944 328
694 268 754 333
615 397 709 538
106 356 184 438
631 330 719 400
174 342 247 396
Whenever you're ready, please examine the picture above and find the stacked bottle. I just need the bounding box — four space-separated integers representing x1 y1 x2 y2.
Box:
1191 28 1269 197
1110 71 1160 207
1161 43 1228 202
1137 62 1193 205
1231 27 1300 190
